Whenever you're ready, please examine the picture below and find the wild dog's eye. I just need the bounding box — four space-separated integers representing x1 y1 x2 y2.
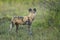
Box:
29 8 32 12
33 8 36 12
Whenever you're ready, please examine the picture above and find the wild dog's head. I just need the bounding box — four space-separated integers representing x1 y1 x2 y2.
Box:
28 8 36 14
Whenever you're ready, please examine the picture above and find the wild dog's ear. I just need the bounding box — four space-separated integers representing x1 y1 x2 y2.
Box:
33 8 36 12
29 8 32 12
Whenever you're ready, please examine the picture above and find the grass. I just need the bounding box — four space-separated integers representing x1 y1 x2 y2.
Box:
0 1 60 40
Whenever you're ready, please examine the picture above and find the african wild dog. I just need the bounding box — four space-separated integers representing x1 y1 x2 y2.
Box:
9 8 36 35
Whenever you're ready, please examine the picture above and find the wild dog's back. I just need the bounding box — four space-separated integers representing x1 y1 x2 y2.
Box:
11 16 24 24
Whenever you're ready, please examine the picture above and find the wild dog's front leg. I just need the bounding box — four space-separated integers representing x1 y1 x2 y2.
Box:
27 17 32 35
28 25 32 35
27 21 32 35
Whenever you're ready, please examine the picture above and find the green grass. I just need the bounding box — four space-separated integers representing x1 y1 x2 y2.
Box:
0 1 60 40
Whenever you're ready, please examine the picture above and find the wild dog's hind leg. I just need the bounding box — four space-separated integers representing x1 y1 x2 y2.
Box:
15 23 19 33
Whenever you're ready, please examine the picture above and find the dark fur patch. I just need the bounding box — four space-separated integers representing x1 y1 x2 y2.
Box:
23 17 31 25
18 16 24 21
18 16 23 18
27 17 31 25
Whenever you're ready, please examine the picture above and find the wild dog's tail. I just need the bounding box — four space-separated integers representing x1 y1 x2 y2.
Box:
9 22 14 31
